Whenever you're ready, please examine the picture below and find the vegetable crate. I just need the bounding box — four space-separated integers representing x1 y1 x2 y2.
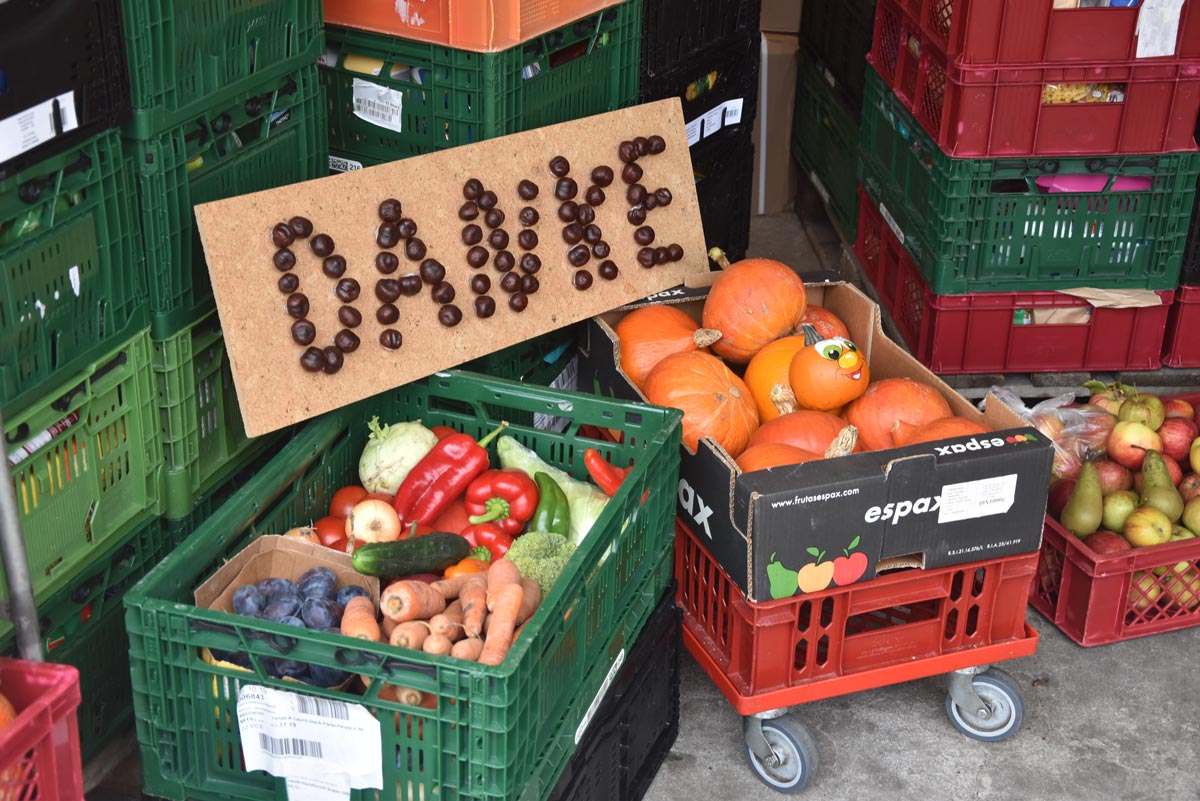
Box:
694 133 755 264
0 658 83 801
854 188 1176 374
1181 183 1200 286
859 67 1200 294
320 1 641 171
547 584 679 801
792 52 861 242
0 0 131 180
463 327 577 388
120 0 324 138
128 64 328 338
1 128 146 415
1031 508 1200 647
799 0 877 118
674 518 1039 792
125 371 683 801
3 328 162 611
640 0 760 82
871 0 1200 158
1162 284 1200 367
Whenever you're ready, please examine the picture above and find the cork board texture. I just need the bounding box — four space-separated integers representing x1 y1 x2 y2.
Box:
195 100 708 436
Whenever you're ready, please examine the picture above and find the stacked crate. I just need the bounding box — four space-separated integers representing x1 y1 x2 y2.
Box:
1164 174 1200 366
855 0 1200 374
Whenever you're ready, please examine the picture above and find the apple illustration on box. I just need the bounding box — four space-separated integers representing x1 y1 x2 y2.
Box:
766 535 869 599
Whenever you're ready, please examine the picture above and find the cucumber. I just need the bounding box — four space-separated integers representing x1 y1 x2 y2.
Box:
351 533 470 577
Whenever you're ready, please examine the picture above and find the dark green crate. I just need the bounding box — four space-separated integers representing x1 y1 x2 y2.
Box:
1 129 146 415
125 371 681 801
3 329 162 610
129 64 328 338
859 67 1200 294
321 0 641 169
121 0 324 138
792 52 860 242
463 327 576 385
799 0 875 119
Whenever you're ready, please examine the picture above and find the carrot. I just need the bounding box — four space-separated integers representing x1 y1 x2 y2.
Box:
429 600 465 643
340 597 381 642
460 576 488 638
486 559 522 612
479 583 524 666
381 580 447 622
516 578 541 626
382 684 424 706
423 633 452 655
450 637 484 661
380 615 399 641
430 574 472 601
389 621 431 650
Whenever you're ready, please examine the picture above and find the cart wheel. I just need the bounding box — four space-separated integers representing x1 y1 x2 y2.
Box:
743 715 820 794
945 668 1024 742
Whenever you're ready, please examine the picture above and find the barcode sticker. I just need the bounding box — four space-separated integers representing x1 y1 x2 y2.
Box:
329 155 364 173
878 201 905 244
351 78 403 132
0 92 79 164
237 685 382 790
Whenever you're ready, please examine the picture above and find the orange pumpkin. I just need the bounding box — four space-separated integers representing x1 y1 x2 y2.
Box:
736 443 821 473
747 409 853 454
787 325 870 412
615 305 721 388
702 256 807 364
843 378 953 451
797 305 850 340
643 351 759 456
892 416 991 448
743 335 807 423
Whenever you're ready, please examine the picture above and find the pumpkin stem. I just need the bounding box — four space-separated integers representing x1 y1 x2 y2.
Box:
825 426 858 458
770 384 797 416
800 323 821 346
693 328 723 348
707 247 732 270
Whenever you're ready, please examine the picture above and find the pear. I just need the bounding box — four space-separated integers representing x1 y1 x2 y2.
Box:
1061 462 1102 537
1140 450 1184 523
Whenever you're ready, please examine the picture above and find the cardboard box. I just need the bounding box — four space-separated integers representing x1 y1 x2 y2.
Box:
761 0 803 33
576 274 1055 603
751 33 800 214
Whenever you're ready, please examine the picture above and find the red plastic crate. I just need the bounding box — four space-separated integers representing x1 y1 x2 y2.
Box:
902 0 1200 66
1031 510 1200 648
0 658 83 800
853 189 1175 374
1162 283 1200 366
872 0 1200 156
673 519 1039 715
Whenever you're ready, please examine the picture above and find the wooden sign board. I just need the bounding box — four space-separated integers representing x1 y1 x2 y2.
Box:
195 99 709 436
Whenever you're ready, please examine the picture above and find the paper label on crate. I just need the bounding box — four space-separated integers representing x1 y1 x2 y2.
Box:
810 171 831 205
533 354 579 432
723 98 744 126
685 117 702 146
237 685 383 790
701 106 725 139
1137 0 1186 58
329 155 364 173
878 201 905 245
351 78 404 133
937 474 1018 524
0 92 79 164
285 775 352 801
575 648 626 744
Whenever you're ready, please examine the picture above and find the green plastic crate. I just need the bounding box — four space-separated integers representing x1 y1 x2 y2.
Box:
3 328 162 609
858 67 1200 295
321 0 641 169
792 51 860 241
463 327 576 385
153 309 288 519
125 371 681 801
129 64 328 338
121 0 324 138
1 129 146 416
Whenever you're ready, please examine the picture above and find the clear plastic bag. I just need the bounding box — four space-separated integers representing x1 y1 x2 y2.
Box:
983 388 1116 480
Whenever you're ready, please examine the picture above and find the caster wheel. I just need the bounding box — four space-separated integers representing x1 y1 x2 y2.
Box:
945 668 1024 742
744 715 820 794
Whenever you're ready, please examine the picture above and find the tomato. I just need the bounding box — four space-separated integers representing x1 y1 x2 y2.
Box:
363 491 394 504
329 486 368 518
313 516 347 548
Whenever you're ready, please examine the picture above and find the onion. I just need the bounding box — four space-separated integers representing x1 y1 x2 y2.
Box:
358 416 439 494
346 499 402 550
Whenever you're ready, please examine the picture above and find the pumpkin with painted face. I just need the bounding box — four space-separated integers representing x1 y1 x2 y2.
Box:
787 324 870 412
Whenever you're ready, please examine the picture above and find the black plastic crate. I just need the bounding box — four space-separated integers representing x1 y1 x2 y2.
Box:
0 0 131 180
800 0 876 118
639 30 760 139
548 584 681 801
641 0 759 81
695 132 754 263
1182 177 1200 286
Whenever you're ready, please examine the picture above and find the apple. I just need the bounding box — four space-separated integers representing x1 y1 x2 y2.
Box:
1129 570 1163 612
1191 438 1200 474
832 552 868 586
1163 566 1200 610
1180 473 1200 503
1170 525 1196 541
1102 490 1139 533
1094 460 1133 494
1156 417 1199 463
1123 506 1173 547
1162 397 1195 420
1047 479 1077 519
796 561 834 594
1088 384 1127 416
1107 421 1162 470
1182 496 1200 536
1133 453 1183 492
1083 530 1133 555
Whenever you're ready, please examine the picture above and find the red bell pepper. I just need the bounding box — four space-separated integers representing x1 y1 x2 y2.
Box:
464 469 539 535
460 523 514 561
584 448 631 497
393 421 508 525
431 425 459 440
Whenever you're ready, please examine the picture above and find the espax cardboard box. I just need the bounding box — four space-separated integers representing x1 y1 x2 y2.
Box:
577 274 1054 603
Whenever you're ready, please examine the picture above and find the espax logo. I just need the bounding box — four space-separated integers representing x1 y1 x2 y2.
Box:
678 479 713 538
863 495 941 525
933 433 1037 456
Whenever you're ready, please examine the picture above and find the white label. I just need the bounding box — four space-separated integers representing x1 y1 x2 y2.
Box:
937 474 1018 524
685 118 702 146
285 775 352 801
533 355 578 432
351 78 404 132
823 66 837 89
237 686 382 790
0 92 79 164
1137 0 1186 58
878 201 905 245
329 155 364 173
810 171 830 204
701 105 724 139
723 97 744 126
686 98 747 146
575 649 625 744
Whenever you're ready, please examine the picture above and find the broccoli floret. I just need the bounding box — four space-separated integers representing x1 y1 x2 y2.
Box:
505 531 576 595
